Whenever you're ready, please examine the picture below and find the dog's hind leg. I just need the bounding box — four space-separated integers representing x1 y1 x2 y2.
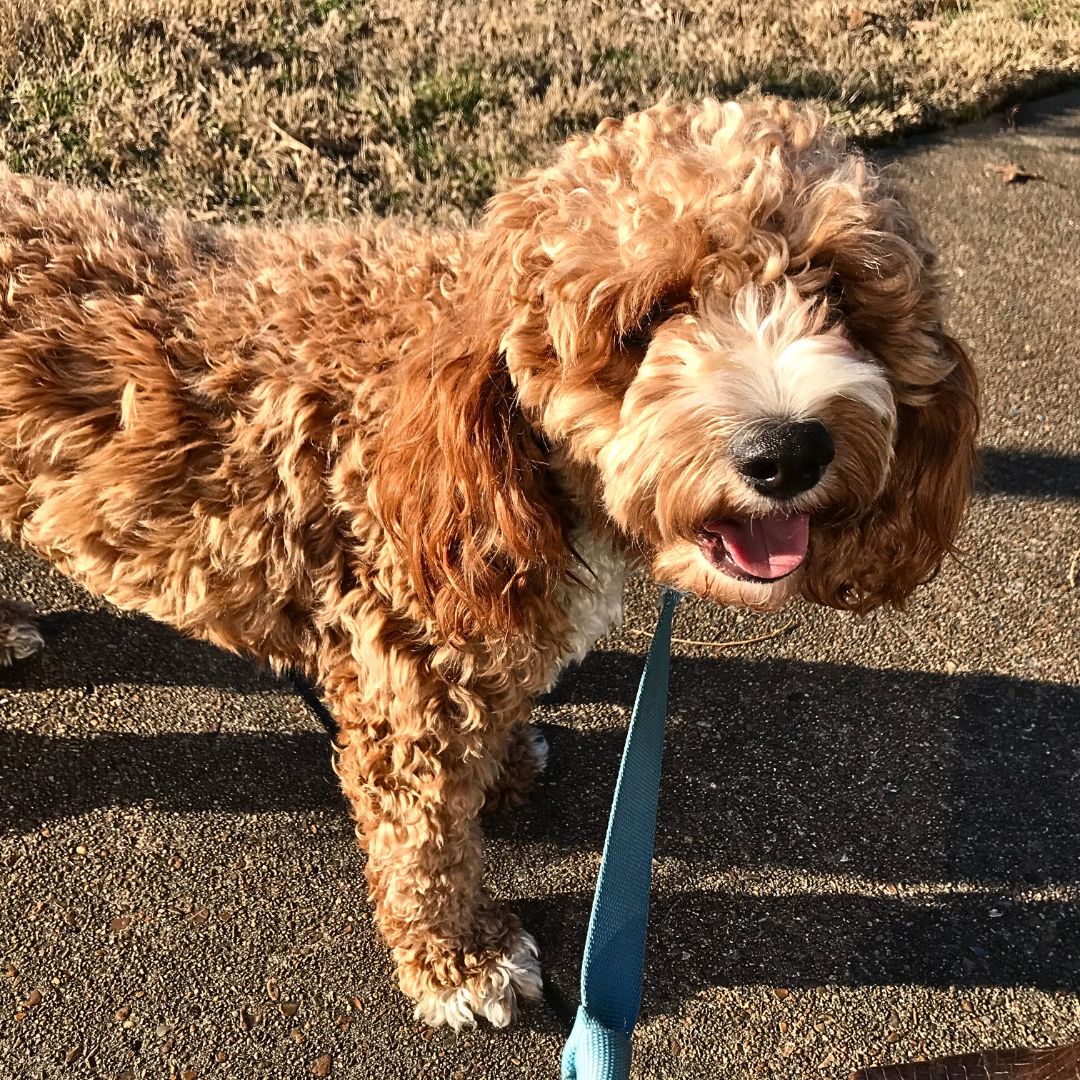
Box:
483 723 549 814
0 598 43 667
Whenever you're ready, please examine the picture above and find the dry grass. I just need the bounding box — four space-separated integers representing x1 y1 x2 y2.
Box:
0 0 1077 224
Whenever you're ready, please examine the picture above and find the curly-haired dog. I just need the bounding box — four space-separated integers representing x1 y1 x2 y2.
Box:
0 99 977 1028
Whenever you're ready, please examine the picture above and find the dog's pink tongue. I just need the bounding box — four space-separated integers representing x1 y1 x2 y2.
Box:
709 513 810 580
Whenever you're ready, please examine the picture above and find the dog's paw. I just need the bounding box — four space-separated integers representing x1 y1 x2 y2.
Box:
523 724 549 773
409 930 543 1030
0 600 44 668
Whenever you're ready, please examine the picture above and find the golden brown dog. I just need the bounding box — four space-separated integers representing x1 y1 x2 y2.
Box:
0 99 978 1028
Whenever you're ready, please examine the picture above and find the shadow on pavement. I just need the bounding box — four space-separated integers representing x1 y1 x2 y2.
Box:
524 886 1080 1015
3 628 1077 1004
0 608 279 691
535 651 1080 888
980 447 1080 500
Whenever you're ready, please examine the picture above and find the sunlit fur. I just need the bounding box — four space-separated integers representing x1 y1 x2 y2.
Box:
0 98 977 1028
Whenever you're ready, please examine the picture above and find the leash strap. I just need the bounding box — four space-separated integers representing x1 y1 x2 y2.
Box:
562 588 681 1080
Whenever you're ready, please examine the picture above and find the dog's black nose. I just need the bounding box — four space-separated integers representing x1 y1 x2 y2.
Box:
731 419 835 499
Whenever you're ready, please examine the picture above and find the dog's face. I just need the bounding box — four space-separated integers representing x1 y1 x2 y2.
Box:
375 99 978 642
484 99 978 614
584 281 895 612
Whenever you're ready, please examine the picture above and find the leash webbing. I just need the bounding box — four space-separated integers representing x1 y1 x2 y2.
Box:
562 588 681 1080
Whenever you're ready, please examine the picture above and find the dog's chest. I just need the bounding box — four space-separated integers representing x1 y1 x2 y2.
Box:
551 528 628 674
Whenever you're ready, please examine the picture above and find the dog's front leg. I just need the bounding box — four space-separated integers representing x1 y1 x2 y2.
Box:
324 657 542 1029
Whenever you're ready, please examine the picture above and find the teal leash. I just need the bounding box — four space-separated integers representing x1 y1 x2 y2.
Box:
561 588 682 1080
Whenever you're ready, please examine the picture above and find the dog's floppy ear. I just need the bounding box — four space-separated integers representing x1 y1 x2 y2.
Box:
806 331 979 611
369 231 570 645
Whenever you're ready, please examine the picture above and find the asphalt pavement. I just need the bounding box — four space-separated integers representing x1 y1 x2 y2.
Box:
2 91 1079 1080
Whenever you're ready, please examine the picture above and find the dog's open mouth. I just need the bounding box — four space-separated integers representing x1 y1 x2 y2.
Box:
697 513 810 582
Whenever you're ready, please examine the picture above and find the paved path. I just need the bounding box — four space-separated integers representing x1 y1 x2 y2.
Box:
2 92 1079 1080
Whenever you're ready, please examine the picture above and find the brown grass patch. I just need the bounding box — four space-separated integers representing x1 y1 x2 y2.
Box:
0 0 1077 223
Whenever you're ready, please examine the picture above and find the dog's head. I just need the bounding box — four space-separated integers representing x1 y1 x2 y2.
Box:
374 99 978 639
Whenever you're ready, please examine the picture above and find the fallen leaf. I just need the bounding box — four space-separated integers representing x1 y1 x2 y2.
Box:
23 989 42 1009
312 1054 332 1077
109 916 132 934
239 1007 255 1032
280 1001 299 1019
772 988 790 1001
265 977 280 1002
984 161 1044 184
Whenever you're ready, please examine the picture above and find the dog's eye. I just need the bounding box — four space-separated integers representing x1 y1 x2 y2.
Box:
617 298 672 353
822 275 847 327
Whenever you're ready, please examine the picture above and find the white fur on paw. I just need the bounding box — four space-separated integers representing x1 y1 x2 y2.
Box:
412 931 542 1030
525 725 549 773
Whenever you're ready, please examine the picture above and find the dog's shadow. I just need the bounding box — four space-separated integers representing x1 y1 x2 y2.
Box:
1 604 1078 1011
516 650 1080 1011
